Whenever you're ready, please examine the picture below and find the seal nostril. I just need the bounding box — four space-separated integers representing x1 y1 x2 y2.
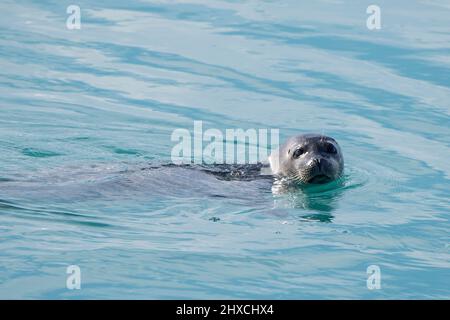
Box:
312 158 321 168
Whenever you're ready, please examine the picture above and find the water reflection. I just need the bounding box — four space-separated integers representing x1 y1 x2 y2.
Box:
272 177 346 221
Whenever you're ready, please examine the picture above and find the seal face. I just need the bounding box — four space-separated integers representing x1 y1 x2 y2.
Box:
269 134 344 184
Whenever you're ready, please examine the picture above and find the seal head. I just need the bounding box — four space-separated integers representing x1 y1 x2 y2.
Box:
269 134 344 184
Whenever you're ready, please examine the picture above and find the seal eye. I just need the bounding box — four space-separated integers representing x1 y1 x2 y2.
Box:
292 148 305 159
325 143 337 154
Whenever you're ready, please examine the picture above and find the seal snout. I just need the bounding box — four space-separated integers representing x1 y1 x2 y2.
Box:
310 158 322 170
305 157 332 183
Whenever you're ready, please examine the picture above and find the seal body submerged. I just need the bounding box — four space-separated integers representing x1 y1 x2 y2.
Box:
268 134 344 184
0 134 343 204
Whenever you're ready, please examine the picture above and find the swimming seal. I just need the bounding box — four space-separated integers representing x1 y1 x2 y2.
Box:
268 134 344 184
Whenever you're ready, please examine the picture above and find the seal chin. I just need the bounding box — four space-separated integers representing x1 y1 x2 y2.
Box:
307 174 332 184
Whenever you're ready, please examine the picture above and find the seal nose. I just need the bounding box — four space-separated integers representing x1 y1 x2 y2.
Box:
312 158 322 170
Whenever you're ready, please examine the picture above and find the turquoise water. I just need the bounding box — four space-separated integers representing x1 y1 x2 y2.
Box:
1 0 449 299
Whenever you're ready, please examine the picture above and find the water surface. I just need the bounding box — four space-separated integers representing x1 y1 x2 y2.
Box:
0 0 449 299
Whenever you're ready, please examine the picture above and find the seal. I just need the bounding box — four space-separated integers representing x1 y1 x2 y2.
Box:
268 133 344 184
